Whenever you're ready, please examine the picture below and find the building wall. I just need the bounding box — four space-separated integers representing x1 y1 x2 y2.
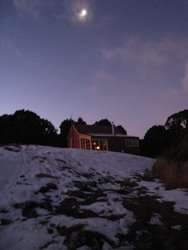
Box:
67 126 80 148
94 136 140 155
124 137 140 155
107 137 126 152
124 145 140 155
68 126 140 155
79 135 92 150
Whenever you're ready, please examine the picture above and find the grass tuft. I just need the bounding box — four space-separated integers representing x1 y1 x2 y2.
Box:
153 159 188 189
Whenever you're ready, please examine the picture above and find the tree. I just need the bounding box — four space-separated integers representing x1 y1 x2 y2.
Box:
164 110 188 147
165 110 188 130
94 119 112 126
142 125 168 157
39 118 58 145
117 125 127 135
0 114 15 144
77 117 87 125
0 110 57 146
59 119 73 147
94 119 127 134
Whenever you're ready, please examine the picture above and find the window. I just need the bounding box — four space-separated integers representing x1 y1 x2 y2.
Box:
92 139 108 150
125 139 139 148
80 138 91 150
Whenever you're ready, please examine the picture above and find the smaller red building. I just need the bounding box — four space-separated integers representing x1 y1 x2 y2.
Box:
67 123 140 154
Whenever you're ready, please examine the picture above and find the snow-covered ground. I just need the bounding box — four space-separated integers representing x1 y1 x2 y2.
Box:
0 145 188 249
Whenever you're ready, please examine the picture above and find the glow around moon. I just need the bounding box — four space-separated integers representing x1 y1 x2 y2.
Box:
81 9 87 16
79 9 87 18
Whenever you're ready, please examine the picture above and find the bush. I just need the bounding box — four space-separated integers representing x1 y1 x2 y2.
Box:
152 133 188 189
153 159 188 189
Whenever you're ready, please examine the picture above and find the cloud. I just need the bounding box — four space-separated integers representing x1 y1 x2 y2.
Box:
101 37 164 63
13 0 40 16
159 59 188 100
100 36 188 110
12 0 92 24
160 86 179 99
12 0 52 17
95 70 114 81
101 37 136 61
101 37 188 65
84 70 115 95
101 36 188 96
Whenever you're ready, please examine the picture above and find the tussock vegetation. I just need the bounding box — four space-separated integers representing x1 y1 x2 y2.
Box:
153 159 188 189
153 133 188 189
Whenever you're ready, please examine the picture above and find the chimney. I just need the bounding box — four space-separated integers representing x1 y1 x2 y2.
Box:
112 122 115 136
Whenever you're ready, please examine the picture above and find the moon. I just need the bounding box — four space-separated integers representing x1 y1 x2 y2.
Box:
79 9 87 18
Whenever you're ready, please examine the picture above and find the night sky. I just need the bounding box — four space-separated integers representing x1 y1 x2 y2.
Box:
1 0 188 138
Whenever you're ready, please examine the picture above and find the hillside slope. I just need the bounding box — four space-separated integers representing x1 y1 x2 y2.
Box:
0 145 188 249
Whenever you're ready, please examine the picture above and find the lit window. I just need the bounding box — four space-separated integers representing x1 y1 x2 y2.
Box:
80 138 91 150
92 139 108 150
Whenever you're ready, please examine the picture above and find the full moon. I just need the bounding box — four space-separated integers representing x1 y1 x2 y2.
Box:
79 9 87 18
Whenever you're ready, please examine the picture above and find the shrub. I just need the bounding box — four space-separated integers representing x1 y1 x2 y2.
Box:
152 133 188 189
153 159 188 189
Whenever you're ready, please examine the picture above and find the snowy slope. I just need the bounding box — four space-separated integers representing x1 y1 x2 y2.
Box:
0 145 188 250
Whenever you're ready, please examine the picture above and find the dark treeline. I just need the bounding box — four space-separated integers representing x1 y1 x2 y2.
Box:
0 109 187 159
140 109 188 158
0 110 58 146
0 110 127 147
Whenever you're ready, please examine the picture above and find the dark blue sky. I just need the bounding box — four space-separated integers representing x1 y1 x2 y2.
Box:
1 0 188 137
